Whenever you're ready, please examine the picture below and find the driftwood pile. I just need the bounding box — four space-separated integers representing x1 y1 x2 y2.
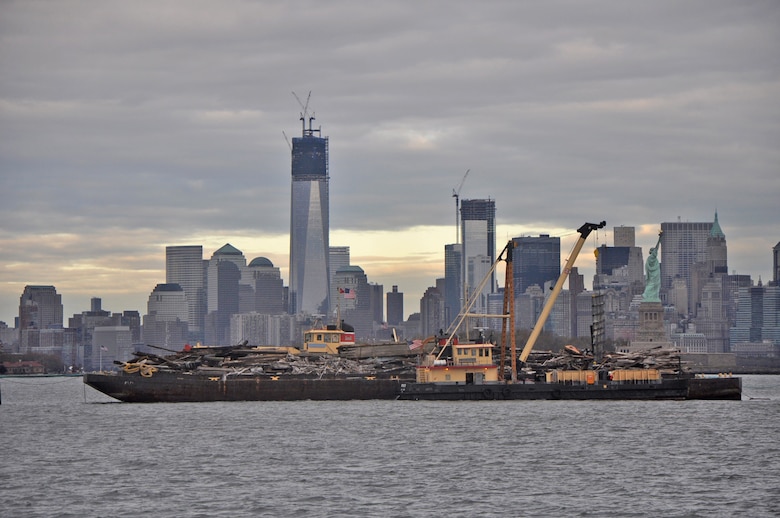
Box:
117 344 417 379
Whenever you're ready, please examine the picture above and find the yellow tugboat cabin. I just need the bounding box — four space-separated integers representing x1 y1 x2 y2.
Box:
302 327 356 354
416 343 499 383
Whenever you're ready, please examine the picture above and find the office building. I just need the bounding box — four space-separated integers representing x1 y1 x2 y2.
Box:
205 246 243 345
513 234 561 297
92 325 133 371
247 257 285 315
730 282 780 348
19 285 63 330
230 312 294 347
329 246 350 300
420 281 446 338
206 243 246 313
368 283 384 328
594 226 644 290
18 285 64 355
660 215 722 314
460 199 496 326
333 265 372 340
444 243 463 327
289 116 330 315
387 285 404 326
166 245 206 342
143 283 189 351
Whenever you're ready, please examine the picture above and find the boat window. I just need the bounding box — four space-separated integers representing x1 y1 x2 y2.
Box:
472 349 476 357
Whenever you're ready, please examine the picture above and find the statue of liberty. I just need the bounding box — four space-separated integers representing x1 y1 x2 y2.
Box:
642 231 663 302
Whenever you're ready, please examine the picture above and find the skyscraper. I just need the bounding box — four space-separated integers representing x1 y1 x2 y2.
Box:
661 213 725 315
142 283 189 350
205 244 244 345
333 265 372 339
18 285 64 356
329 246 350 306
460 199 496 322
289 115 330 315
247 257 285 315
387 285 404 326
513 234 561 297
444 243 463 326
420 281 446 338
730 282 780 347
19 285 63 330
166 245 205 343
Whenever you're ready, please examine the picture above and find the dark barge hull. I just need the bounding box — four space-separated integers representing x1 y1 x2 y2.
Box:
398 376 742 401
84 371 406 402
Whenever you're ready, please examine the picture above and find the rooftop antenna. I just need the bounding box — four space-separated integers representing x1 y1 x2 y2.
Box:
452 169 470 244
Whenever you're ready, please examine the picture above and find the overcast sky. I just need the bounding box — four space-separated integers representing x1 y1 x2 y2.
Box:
1 1 778 324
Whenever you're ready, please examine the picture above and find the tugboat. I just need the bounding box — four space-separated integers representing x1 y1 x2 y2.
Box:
398 221 742 401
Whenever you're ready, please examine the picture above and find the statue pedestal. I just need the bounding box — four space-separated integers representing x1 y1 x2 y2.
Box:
629 301 674 352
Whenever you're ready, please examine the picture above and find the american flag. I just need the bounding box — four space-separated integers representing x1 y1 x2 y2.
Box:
343 288 355 299
409 339 423 350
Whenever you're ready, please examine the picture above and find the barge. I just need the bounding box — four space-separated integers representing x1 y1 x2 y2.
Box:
84 370 406 402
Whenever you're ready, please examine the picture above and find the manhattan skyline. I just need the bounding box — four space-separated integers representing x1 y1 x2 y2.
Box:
1 1 778 323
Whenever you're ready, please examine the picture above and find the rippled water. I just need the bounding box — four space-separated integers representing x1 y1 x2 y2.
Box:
1 375 778 517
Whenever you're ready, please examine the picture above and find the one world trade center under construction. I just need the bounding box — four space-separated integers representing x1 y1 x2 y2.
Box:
289 112 330 315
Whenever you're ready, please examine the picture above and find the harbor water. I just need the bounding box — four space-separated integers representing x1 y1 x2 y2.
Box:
1 375 778 517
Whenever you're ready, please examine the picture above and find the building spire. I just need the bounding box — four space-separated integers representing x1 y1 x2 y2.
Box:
710 211 725 238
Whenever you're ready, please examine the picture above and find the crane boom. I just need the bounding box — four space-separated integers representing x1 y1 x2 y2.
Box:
452 169 470 244
518 221 606 364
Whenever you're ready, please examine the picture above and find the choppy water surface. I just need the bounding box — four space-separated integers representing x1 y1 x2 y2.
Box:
1 375 778 517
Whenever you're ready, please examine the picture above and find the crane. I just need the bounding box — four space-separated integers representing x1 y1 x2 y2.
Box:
292 91 316 136
452 169 470 244
517 221 607 368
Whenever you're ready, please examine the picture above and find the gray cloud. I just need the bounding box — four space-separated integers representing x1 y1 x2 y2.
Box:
1 0 778 322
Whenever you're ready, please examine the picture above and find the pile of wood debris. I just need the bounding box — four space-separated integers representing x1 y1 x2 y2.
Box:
523 345 687 374
117 344 417 379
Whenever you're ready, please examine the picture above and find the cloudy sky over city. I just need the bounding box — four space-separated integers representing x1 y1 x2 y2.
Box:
1 1 778 323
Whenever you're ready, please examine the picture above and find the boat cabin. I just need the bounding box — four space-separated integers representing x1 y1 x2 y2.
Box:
303 326 356 354
416 342 499 384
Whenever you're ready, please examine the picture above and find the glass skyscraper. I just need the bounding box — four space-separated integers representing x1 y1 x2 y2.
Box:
289 118 330 315
460 199 496 320
512 234 561 297
444 243 463 327
660 214 723 314
165 245 205 343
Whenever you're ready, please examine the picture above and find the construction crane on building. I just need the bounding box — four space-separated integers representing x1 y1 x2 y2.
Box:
292 91 316 136
452 169 470 244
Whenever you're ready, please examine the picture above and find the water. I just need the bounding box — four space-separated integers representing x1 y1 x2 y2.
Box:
1 375 778 517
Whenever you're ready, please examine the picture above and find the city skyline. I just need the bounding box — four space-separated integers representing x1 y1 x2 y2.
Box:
1 2 778 323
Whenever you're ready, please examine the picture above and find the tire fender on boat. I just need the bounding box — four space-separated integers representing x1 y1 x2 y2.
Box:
482 388 494 400
501 386 511 399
